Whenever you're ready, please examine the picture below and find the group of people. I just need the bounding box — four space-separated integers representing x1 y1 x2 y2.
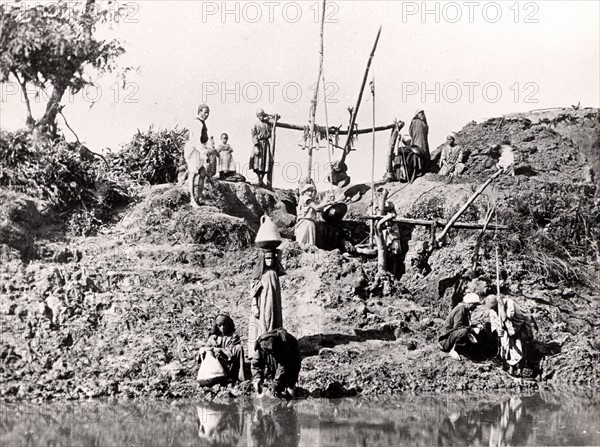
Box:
439 292 537 376
182 105 279 207
197 249 301 398
388 109 431 183
388 109 467 183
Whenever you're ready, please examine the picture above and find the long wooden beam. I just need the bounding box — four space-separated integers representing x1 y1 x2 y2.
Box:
361 215 509 231
275 121 395 135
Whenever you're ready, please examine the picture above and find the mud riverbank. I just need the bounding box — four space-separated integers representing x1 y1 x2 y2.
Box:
1 109 598 401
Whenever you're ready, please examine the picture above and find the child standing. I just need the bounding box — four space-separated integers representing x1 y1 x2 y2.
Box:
217 133 236 178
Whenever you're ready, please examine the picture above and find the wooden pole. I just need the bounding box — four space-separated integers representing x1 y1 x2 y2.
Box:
276 121 395 135
374 189 389 272
342 26 382 163
268 114 278 186
435 168 504 243
306 0 326 183
362 216 509 231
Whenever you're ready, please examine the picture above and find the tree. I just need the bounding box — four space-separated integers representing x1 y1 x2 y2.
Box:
0 0 125 137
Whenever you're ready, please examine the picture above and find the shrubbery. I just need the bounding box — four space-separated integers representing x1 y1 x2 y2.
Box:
0 130 132 236
0 125 190 236
107 126 189 185
403 179 599 288
499 183 599 287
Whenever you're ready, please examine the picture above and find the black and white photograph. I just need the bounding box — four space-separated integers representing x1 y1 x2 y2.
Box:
1 1 599 446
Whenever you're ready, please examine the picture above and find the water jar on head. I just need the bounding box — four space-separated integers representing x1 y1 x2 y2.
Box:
255 215 282 250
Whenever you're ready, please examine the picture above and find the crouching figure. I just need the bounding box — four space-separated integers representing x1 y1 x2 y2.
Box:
198 314 248 384
438 293 482 360
251 328 301 399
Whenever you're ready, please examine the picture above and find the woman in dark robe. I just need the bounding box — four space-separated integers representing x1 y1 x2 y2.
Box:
248 250 286 358
409 109 431 173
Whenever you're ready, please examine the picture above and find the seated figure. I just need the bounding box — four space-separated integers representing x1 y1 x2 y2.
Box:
394 135 424 183
438 136 466 177
198 314 248 382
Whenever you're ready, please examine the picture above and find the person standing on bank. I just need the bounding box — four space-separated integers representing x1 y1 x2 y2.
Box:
184 104 210 207
409 109 430 174
485 294 535 376
294 184 334 248
250 108 278 188
248 250 286 358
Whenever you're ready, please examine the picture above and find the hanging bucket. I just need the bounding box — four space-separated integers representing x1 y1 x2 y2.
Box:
322 202 348 223
255 215 282 249
355 243 378 257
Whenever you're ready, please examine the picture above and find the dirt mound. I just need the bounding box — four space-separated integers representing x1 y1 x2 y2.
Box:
117 181 297 247
452 108 598 183
0 189 46 260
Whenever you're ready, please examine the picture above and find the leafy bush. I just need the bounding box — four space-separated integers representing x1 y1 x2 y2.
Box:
498 183 599 287
0 130 134 235
108 126 189 185
68 209 103 237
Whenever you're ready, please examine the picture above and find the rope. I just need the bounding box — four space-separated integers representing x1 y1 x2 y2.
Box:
492 181 501 297
370 77 376 215
322 70 334 195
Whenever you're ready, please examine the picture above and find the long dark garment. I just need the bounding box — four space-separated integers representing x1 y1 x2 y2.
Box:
250 121 273 174
394 146 423 183
248 251 286 356
438 303 474 353
251 328 301 393
409 115 430 168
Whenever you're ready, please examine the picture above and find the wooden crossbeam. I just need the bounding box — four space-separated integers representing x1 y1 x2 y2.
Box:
275 121 395 136
361 215 509 231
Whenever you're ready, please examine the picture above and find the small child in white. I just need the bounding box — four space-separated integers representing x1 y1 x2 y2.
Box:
217 133 236 177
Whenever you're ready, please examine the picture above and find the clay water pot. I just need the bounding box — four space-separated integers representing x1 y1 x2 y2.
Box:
255 215 282 249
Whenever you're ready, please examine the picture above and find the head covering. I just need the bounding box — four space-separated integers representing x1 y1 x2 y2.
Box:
301 184 316 195
251 250 286 280
463 293 480 304
210 314 235 336
254 328 289 353
485 295 498 308
197 104 209 115
401 135 413 144
256 108 266 118
414 109 424 118
447 135 455 142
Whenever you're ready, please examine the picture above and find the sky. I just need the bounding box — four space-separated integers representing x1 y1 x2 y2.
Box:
1 0 599 189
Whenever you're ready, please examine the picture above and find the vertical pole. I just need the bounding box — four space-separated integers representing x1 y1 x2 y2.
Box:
307 0 326 183
268 114 278 186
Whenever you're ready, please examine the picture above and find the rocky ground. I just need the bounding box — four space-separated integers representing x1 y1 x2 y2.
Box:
1 109 598 402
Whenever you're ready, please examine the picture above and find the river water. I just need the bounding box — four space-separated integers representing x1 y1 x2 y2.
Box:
1 391 598 446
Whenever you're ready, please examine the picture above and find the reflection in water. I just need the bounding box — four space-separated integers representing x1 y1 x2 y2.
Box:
489 396 526 447
195 400 300 447
1 392 598 446
196 402 245 446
